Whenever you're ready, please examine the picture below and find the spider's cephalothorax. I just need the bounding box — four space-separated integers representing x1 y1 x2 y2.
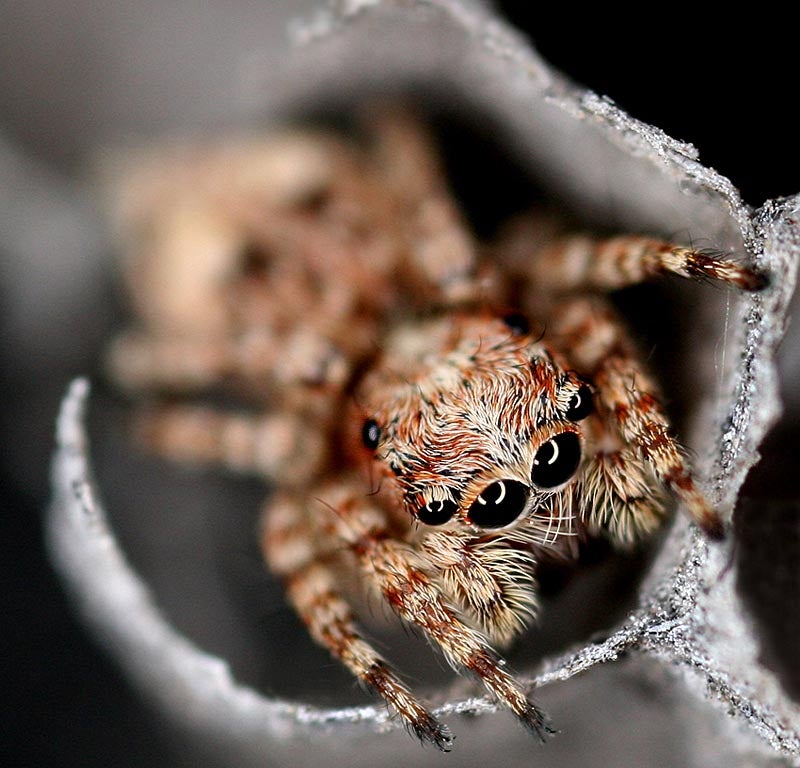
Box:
357 315 594 536
106 106 766 751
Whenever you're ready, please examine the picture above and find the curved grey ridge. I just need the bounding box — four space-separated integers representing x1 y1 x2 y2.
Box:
46 1 799 766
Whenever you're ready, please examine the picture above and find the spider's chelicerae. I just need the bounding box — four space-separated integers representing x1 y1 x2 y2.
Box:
106 106 765 751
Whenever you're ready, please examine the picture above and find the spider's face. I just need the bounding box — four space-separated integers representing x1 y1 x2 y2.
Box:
358 315 594 531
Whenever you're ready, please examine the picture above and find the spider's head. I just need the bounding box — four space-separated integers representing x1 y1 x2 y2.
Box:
356 314 594 532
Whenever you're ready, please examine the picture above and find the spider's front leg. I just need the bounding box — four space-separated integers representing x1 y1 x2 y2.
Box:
262 489 455 751
336 492 552 740
597 357 723 538
551 297 723 538
262 479 552 749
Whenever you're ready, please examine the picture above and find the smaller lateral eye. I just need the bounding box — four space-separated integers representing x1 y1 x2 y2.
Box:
565 384 593 421
418 499 457 526
502 312 530 336
361 419 381 450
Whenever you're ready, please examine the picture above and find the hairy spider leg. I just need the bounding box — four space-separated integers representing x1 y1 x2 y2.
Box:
317 481 550 740
549 297 722 538
108 327 355 394
263 479 553 748
261 489 454 751
136 404 329 485
517 231 765 294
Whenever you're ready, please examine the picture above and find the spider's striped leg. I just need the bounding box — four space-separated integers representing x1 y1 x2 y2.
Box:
311 483 553 740
365 102 446 202
261 491 454 751
594 358 723 538
108 327 351 394
363 105 481 306
136 405 327 484
108 332 238 392
550 297 723 539
498 215 765 294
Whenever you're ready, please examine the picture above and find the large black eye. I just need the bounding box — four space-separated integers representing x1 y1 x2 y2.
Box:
565 384 593 421
418 499 458 526
531 432 581 488
467 480 529 529
361 419 381 450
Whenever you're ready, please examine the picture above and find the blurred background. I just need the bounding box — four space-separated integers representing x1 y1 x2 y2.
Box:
1 3 796 766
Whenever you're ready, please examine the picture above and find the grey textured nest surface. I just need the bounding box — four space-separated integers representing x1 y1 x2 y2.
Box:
42 1 799 766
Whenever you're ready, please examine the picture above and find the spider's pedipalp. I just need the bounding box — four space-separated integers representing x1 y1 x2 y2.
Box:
420 529 538 647
348 522 552 739
576 448 668 546
291 477 552 740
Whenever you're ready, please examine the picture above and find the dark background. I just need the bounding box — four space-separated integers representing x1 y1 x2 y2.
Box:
2 5 796 767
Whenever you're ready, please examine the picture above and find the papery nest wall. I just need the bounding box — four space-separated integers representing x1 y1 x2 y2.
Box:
44 2 800 767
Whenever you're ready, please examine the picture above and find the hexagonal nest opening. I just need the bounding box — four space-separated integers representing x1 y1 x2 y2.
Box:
88 97 714 710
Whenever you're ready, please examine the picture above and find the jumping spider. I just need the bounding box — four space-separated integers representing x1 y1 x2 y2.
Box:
106 106 765 751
